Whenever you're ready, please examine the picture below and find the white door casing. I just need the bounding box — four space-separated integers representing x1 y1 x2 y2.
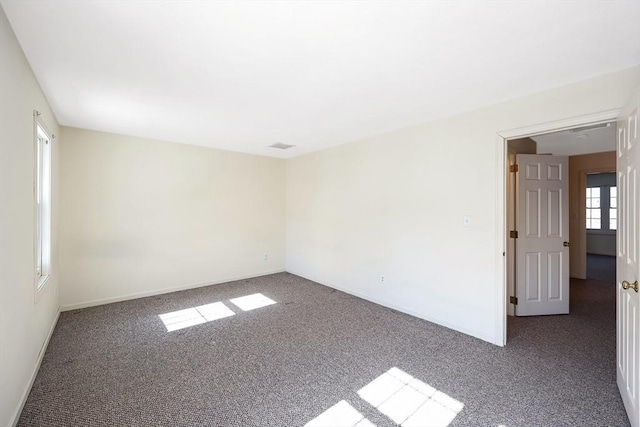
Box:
617 86 640 427
515 154 569 316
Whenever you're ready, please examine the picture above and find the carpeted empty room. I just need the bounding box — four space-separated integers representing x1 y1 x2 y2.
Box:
3 2 640 427
18 273 628 426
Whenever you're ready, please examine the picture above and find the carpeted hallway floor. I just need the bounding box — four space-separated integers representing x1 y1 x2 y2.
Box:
18 273 628 426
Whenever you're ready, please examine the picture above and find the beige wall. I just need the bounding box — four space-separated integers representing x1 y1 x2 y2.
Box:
286 67 639 344
569 151 617 278
59 127 286 309
0 7 60 427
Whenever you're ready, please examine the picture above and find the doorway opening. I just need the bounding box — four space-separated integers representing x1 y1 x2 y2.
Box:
503 120 617 323
496 109 621 345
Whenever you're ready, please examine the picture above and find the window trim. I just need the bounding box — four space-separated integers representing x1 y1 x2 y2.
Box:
33 111 53 298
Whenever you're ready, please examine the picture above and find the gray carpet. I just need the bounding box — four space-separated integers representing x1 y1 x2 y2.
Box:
18 273 628 426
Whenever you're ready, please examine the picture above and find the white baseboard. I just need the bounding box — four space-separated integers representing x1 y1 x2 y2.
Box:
60 269 286 311
288 270 496 345
9 309 60 427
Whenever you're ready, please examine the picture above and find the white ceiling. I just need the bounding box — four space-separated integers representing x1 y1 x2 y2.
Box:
532 123 616 156
2 1 639 158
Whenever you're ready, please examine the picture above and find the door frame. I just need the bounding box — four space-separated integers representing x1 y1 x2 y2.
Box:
495 109 621 346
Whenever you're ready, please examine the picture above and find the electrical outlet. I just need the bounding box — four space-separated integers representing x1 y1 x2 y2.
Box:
264 253 268 261
380 275 385 283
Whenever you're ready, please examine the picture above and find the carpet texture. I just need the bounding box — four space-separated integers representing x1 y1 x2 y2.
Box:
18 273 628 426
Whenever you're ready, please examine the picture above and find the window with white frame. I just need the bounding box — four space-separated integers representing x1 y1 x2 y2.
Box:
586 172 616 232
35 120 52 290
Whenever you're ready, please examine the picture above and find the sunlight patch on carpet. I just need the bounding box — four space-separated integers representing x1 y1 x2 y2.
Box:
358 367 463 426
305 400 374 427
159 293 278 332
306 367 463 427
159 302 235 332
229 293 277 311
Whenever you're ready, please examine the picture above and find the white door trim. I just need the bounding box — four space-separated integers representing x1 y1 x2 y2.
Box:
495 108 621 346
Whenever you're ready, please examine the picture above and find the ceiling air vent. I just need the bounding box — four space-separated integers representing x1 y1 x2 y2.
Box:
269 142 295 150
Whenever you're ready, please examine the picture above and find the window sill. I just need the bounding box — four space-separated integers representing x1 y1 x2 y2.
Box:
36 274 51 293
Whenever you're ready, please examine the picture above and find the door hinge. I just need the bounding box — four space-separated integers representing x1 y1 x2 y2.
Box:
509 164 519 173
510 230 518 239
510 296 518 305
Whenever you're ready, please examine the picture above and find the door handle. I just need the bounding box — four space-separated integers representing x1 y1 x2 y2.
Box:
622 280 639 292
563 241 570 247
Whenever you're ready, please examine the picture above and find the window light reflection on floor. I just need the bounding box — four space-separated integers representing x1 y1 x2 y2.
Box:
159 301 235 332
229 293 277 311
158 293 278 332
306 367 464 427
358 367 463 427
304 400 375 427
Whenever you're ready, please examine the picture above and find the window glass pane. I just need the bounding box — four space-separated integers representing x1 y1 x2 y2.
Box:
35 124 51 289
586 210 600 229
609 186 617 231
586 187 601 209
610 186 617 208
36 137 43 276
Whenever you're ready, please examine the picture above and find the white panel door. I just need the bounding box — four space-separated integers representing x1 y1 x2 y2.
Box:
617 86 640 427
516 154 569 316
